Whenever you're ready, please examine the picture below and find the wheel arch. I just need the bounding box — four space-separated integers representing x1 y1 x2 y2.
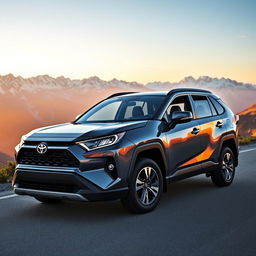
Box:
220 134 239 167
128 142 168 192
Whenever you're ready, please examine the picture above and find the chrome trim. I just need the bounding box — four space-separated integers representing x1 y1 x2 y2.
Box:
21 145 69 150
14 187 88 201
16 164 78 172
36 142 48 154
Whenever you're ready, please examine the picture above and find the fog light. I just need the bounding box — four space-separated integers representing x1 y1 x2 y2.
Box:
108 163 115 171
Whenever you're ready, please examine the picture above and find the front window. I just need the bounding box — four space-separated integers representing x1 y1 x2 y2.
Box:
166 95 192 116
76 95 165 123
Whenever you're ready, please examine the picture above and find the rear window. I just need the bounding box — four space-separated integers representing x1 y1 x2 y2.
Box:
192 95 212 119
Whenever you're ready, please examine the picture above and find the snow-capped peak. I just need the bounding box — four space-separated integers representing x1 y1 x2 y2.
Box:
0 74 255 95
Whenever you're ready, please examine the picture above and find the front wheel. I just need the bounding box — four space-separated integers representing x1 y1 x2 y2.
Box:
121 158 163 213
211 147 236 187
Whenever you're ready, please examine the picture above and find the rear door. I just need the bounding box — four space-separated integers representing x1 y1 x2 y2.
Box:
190 95 223 164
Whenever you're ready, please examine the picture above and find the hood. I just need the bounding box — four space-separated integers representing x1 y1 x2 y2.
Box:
26 121 148 142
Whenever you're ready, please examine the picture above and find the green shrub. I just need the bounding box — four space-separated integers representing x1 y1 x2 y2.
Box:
238 136 256 145
0 161 16 183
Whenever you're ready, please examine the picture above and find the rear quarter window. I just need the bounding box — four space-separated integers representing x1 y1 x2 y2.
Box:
209 97 225 115
207 98 218 116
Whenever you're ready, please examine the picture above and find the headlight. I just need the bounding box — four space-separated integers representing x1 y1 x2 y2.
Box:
76 132 125 151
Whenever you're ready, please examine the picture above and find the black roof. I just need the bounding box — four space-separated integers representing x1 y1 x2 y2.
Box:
167 88 212 95
107 91 167 98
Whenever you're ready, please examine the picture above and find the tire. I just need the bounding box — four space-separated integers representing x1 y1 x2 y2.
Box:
34 196 62 204
121 158 163 213
211 147 236 187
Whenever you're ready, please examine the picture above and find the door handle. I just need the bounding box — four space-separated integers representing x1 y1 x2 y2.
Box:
191 127 200 135
216 121 223 128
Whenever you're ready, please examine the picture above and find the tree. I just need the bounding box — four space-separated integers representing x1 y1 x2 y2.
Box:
0 161 16 183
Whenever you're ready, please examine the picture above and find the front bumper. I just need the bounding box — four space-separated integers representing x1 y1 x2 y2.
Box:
14 188 88 201
13 166 128 201
14 136 135 201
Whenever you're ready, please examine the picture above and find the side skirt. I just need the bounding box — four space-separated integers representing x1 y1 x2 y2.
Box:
166 161 219 183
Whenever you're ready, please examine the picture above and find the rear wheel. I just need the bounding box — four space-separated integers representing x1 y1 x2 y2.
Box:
34 196 62 204
121 158 163 213
211 147 235 186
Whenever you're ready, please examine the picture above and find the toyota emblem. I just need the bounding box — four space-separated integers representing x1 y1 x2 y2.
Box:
36 143 48 154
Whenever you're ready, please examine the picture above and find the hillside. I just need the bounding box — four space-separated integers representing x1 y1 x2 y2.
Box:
0 84 146 156
0 152 14 167
238 104 256 137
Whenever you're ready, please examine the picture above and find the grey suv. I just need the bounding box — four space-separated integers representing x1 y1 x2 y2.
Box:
13 88 239 213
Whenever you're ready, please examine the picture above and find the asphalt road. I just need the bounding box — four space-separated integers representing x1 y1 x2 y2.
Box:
1 144 256 256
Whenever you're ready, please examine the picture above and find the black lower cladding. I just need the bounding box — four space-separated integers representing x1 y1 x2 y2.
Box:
15 170 85 193
19 181 76 193
14 170 128 201
17 148 80 167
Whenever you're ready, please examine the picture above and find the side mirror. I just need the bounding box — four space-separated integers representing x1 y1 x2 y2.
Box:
170 111 193 123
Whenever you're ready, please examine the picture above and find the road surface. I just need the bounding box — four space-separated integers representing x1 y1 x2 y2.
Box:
0 144 256 256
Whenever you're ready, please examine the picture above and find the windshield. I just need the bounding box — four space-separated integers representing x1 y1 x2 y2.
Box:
76 95 166 123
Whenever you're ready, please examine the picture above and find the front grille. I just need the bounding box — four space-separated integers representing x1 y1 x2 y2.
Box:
17 148 80 167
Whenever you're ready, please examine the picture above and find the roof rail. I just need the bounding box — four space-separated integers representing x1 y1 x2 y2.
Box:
167 88 212 96
107 92 137 99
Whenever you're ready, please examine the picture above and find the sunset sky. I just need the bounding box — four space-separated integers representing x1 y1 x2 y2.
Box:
0 0 255 84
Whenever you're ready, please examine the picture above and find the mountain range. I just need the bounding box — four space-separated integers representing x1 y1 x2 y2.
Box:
0 73 255 164
0 74 255 94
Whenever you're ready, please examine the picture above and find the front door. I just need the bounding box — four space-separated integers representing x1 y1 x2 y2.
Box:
165 95 203 176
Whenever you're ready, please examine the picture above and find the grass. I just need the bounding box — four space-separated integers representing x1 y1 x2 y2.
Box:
238 136 256 145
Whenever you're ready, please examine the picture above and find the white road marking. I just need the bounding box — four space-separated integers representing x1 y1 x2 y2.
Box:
240 148 256 153
0 194 18 200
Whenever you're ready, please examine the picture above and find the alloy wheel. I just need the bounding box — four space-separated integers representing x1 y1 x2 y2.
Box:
135 167 160 205
222 152 234 181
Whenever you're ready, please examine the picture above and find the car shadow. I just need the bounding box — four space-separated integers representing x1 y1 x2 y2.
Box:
164 175 215 199
16 175 217 220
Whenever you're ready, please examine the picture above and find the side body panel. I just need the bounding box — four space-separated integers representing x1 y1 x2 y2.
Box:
164 119 202 176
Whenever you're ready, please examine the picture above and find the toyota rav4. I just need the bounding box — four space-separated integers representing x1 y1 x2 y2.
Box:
13 88 239 213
